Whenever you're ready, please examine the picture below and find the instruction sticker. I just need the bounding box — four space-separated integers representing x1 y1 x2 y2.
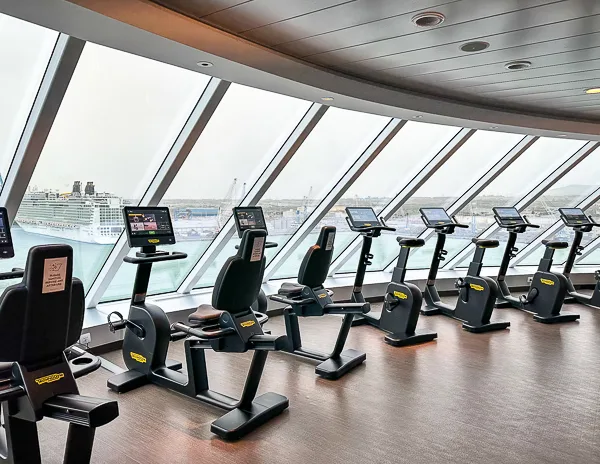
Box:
325 232 335 251
250 237 265 262
42 257 67 294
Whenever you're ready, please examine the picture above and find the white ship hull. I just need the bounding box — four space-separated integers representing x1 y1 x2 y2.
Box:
18 222 122 245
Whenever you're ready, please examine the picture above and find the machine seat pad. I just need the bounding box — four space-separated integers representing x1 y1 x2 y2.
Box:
542 239 569 249
472 238 499 248
396 237 425 247
278 282 305 297
188 304 224 323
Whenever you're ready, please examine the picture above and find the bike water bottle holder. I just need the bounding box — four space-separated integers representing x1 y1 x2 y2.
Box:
455 277 467 288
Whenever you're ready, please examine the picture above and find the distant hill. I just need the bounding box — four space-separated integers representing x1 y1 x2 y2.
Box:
543 185 596 197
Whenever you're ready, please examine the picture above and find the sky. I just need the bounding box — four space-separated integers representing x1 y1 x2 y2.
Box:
2 12 598 204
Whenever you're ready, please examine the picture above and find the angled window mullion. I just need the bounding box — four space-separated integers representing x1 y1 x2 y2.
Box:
0 34 84 221
329 127 475 276
177 103 328 293
576 235 600 264
263 118 404 282
513 184 600 266
445 141 600 269
382 134 537 272
85 78 230 308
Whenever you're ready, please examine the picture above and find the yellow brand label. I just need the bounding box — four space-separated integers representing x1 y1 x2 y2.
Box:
540 278 554 286
35 373 65 385
130 352 147 363
469 283 484 291
240 320 255 328
148 239 160 244
393 291 408 299
317 293 327 298
364 223 371 227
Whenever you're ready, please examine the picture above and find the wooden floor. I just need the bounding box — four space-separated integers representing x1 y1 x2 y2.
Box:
38 299 600 464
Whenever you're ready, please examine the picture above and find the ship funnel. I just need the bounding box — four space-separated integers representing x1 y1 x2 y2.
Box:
72 181 81 194
85 181 95 196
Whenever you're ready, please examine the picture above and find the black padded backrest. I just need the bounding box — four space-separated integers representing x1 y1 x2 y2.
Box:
0 245 84 366
212 229 267 313
298 226 336 288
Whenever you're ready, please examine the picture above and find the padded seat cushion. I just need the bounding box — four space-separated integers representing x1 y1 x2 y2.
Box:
188 304 224 323
278 282 305 297
397 237 424 247
472 238 499 248
542 239 569 249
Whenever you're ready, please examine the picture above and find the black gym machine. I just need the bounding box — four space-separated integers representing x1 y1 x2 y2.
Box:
559 207 600 308
107 207 288 440
344 207 437 346
420 208 510 333
0 207 118 463
494 207 579 323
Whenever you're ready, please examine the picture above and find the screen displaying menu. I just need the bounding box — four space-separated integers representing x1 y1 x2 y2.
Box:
559 208 590 227
346 207 381 228
233 207 267 238
420 208 453 226
123 207 175 247
0 208 14 258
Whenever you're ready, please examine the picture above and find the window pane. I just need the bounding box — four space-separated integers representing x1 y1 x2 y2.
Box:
457 139 594 268
336 130 524 274
195 107 390 287
102 84 311 300
294 121 461 277
0 14 58 182
520 197 600 267
7 43 210 292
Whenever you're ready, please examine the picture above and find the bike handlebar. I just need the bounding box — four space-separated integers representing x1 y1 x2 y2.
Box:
124 251 187 264
344 216 396 233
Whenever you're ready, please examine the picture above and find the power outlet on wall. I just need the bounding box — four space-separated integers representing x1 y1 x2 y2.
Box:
79 333 92 346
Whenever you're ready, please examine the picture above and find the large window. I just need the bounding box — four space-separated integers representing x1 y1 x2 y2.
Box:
194 107 390 288
515 151 600 268
0 14 58 185
336 130 524 273
452 137 588 268
6 42 210 291
100 84 311 301
274 121 461 279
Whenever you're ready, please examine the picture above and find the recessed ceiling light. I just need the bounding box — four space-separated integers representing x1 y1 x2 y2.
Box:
321 97 335 102
558 134 567 137
411 12 445 28
585 88 600 94
505 60 532 71
490 126 498 129
197 61 213 68
413 115 423 119
460 41 490 53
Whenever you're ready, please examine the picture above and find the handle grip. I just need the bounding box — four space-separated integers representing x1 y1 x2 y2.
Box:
170 322 235 340
124 251 187 264
269 294 315 306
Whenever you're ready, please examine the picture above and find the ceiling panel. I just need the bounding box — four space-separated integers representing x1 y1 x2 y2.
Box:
152 0 250 18
339 13 600 73
418 47 600 83
243 0 459 45
305 1 590 65
153 0 600 120
201 0 353 33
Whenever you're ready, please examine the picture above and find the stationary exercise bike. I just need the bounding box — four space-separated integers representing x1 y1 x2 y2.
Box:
420 207 510 333
0 206 118 464
269 226 370 379
106 206 289 440
559 207 600 308
345 207 437 346
231 207 278 314
494 207 579 323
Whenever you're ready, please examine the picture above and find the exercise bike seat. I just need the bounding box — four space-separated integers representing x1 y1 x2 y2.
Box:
188 304 224 324
542 239 569 249
396 237 424 247
471 238 499 248
278 282 305 297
